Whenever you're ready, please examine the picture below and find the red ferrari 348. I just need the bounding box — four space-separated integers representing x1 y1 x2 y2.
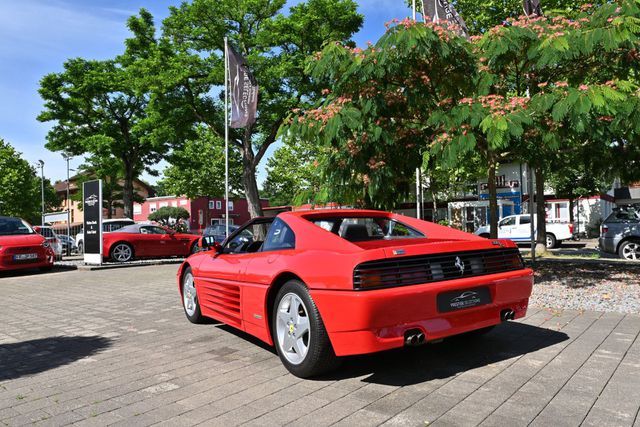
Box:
178 210 533 377
104 224 200 262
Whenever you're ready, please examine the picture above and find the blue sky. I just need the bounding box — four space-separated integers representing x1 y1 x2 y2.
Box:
0 0 412 187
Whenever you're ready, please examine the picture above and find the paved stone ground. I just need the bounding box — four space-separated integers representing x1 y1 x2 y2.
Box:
0 266 639 427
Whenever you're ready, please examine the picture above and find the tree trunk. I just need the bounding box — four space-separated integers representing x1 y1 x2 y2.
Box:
488 159 499 239
241 142 263 219
122 159 134 219
535 166 547 249
569 198 574 223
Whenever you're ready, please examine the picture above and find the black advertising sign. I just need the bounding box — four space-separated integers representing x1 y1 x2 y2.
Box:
83 180 102 257
421 0 469 36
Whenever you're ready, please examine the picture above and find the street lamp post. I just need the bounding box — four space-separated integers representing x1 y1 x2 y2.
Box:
62 153 72 256
37 160 45 226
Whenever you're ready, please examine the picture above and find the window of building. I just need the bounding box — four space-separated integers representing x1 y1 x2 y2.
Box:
171 201 178 207
208 200 215 209
180 199 187 206
159 202 169 208
134 204 142 215
228 201 234 211
216 200 222 209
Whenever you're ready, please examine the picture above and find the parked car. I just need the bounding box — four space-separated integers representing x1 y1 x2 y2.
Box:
33 226 63 260
104 224 200 262
202 224 239 243
599 205 640 261
179 210 533 378
0 216 55 272
57 234 78 254
76 218 135 253
475 214 573 248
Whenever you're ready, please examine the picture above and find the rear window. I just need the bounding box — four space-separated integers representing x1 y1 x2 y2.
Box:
39 228 55 238
606 208 640 223
309 217 424 242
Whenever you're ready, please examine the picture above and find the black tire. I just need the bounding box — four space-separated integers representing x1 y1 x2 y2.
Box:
78 241 84 254
545 233 557 249
272 280 341 378
479 233 490 239
181 267 205 323
618 239 640 261
110 242 134 262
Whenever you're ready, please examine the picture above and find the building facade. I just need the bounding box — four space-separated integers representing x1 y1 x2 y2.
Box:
134 196 269 232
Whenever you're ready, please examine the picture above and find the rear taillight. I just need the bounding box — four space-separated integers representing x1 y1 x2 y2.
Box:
569 223 574 234
601 224 608 234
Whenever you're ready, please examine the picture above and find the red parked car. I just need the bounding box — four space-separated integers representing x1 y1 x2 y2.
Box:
178 210 533 378
104 224 200 262
0 216 55 272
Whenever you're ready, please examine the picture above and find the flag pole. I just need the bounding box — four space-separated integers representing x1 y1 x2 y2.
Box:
224 36 230 238
412 0 416 20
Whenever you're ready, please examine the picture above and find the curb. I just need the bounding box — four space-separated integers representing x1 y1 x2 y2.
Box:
70 259 185 271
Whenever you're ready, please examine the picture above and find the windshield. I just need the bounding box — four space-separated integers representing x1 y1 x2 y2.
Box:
309 217 424 242
0 217 35 236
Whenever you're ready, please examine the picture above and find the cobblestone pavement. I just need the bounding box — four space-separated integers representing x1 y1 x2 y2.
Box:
0 266 639 427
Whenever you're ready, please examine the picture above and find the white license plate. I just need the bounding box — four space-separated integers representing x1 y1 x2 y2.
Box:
13 253 38 260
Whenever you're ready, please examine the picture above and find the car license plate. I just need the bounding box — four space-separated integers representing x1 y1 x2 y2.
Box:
437 286 492 312
13 253 38 261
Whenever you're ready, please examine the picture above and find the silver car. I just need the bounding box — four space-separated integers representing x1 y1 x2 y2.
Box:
599 205 640 261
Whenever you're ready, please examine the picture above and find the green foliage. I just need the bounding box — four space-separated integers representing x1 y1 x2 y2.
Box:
148 206 190 228
0 139 58 224
37 10 191 219
158 128 243 199
152 0 363 217
262 139 322 206
287 20 477 208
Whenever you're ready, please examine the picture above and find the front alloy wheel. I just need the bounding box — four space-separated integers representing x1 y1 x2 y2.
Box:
182 267 204 323
111 243 133 262
273 280 341 378
619 240 640 261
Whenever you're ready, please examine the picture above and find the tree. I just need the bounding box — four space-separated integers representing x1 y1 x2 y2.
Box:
158 127 243 199
0 139 58 224
148 206 190 230
152 0 363 218
38 10 188 219
70 155 145 219
287 19 477 208
262 139 322 206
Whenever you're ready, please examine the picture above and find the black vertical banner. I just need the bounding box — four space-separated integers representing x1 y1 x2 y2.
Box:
228 45 259 128
83 180 103 260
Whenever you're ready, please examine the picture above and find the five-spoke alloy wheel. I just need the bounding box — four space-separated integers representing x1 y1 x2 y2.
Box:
272 280 340 378
182 267 203 323
619 240 640 261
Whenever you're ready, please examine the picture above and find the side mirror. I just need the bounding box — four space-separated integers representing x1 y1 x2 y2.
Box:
198 236 222 253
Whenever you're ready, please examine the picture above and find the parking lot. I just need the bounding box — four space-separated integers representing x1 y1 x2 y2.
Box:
0 265 639 426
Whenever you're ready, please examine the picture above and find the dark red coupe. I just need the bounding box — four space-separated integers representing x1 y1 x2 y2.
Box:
178 210 533 378
104 224 200 262
0 216 55 272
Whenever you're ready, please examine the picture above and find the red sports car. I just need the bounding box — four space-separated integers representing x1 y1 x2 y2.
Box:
104 224 200 262
178 210 533 377
0 216 55 272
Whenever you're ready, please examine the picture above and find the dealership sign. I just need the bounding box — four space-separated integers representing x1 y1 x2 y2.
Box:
83 180 103 264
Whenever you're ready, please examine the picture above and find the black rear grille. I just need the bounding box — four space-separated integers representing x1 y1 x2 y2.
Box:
353 248 524 290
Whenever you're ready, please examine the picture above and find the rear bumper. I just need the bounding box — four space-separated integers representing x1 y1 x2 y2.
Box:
310 269 533 356
598 237 618 254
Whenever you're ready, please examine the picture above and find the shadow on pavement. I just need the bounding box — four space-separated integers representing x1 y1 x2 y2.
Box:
317 322 568 386
0 336 112 381
0 265 77 279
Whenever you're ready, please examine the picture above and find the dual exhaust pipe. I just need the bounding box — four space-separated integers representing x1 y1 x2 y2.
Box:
501 309 515 322
404 329 426 346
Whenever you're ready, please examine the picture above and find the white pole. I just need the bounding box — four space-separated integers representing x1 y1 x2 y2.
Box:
416 168 421 219
224 36 230 238
412 0 416 20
